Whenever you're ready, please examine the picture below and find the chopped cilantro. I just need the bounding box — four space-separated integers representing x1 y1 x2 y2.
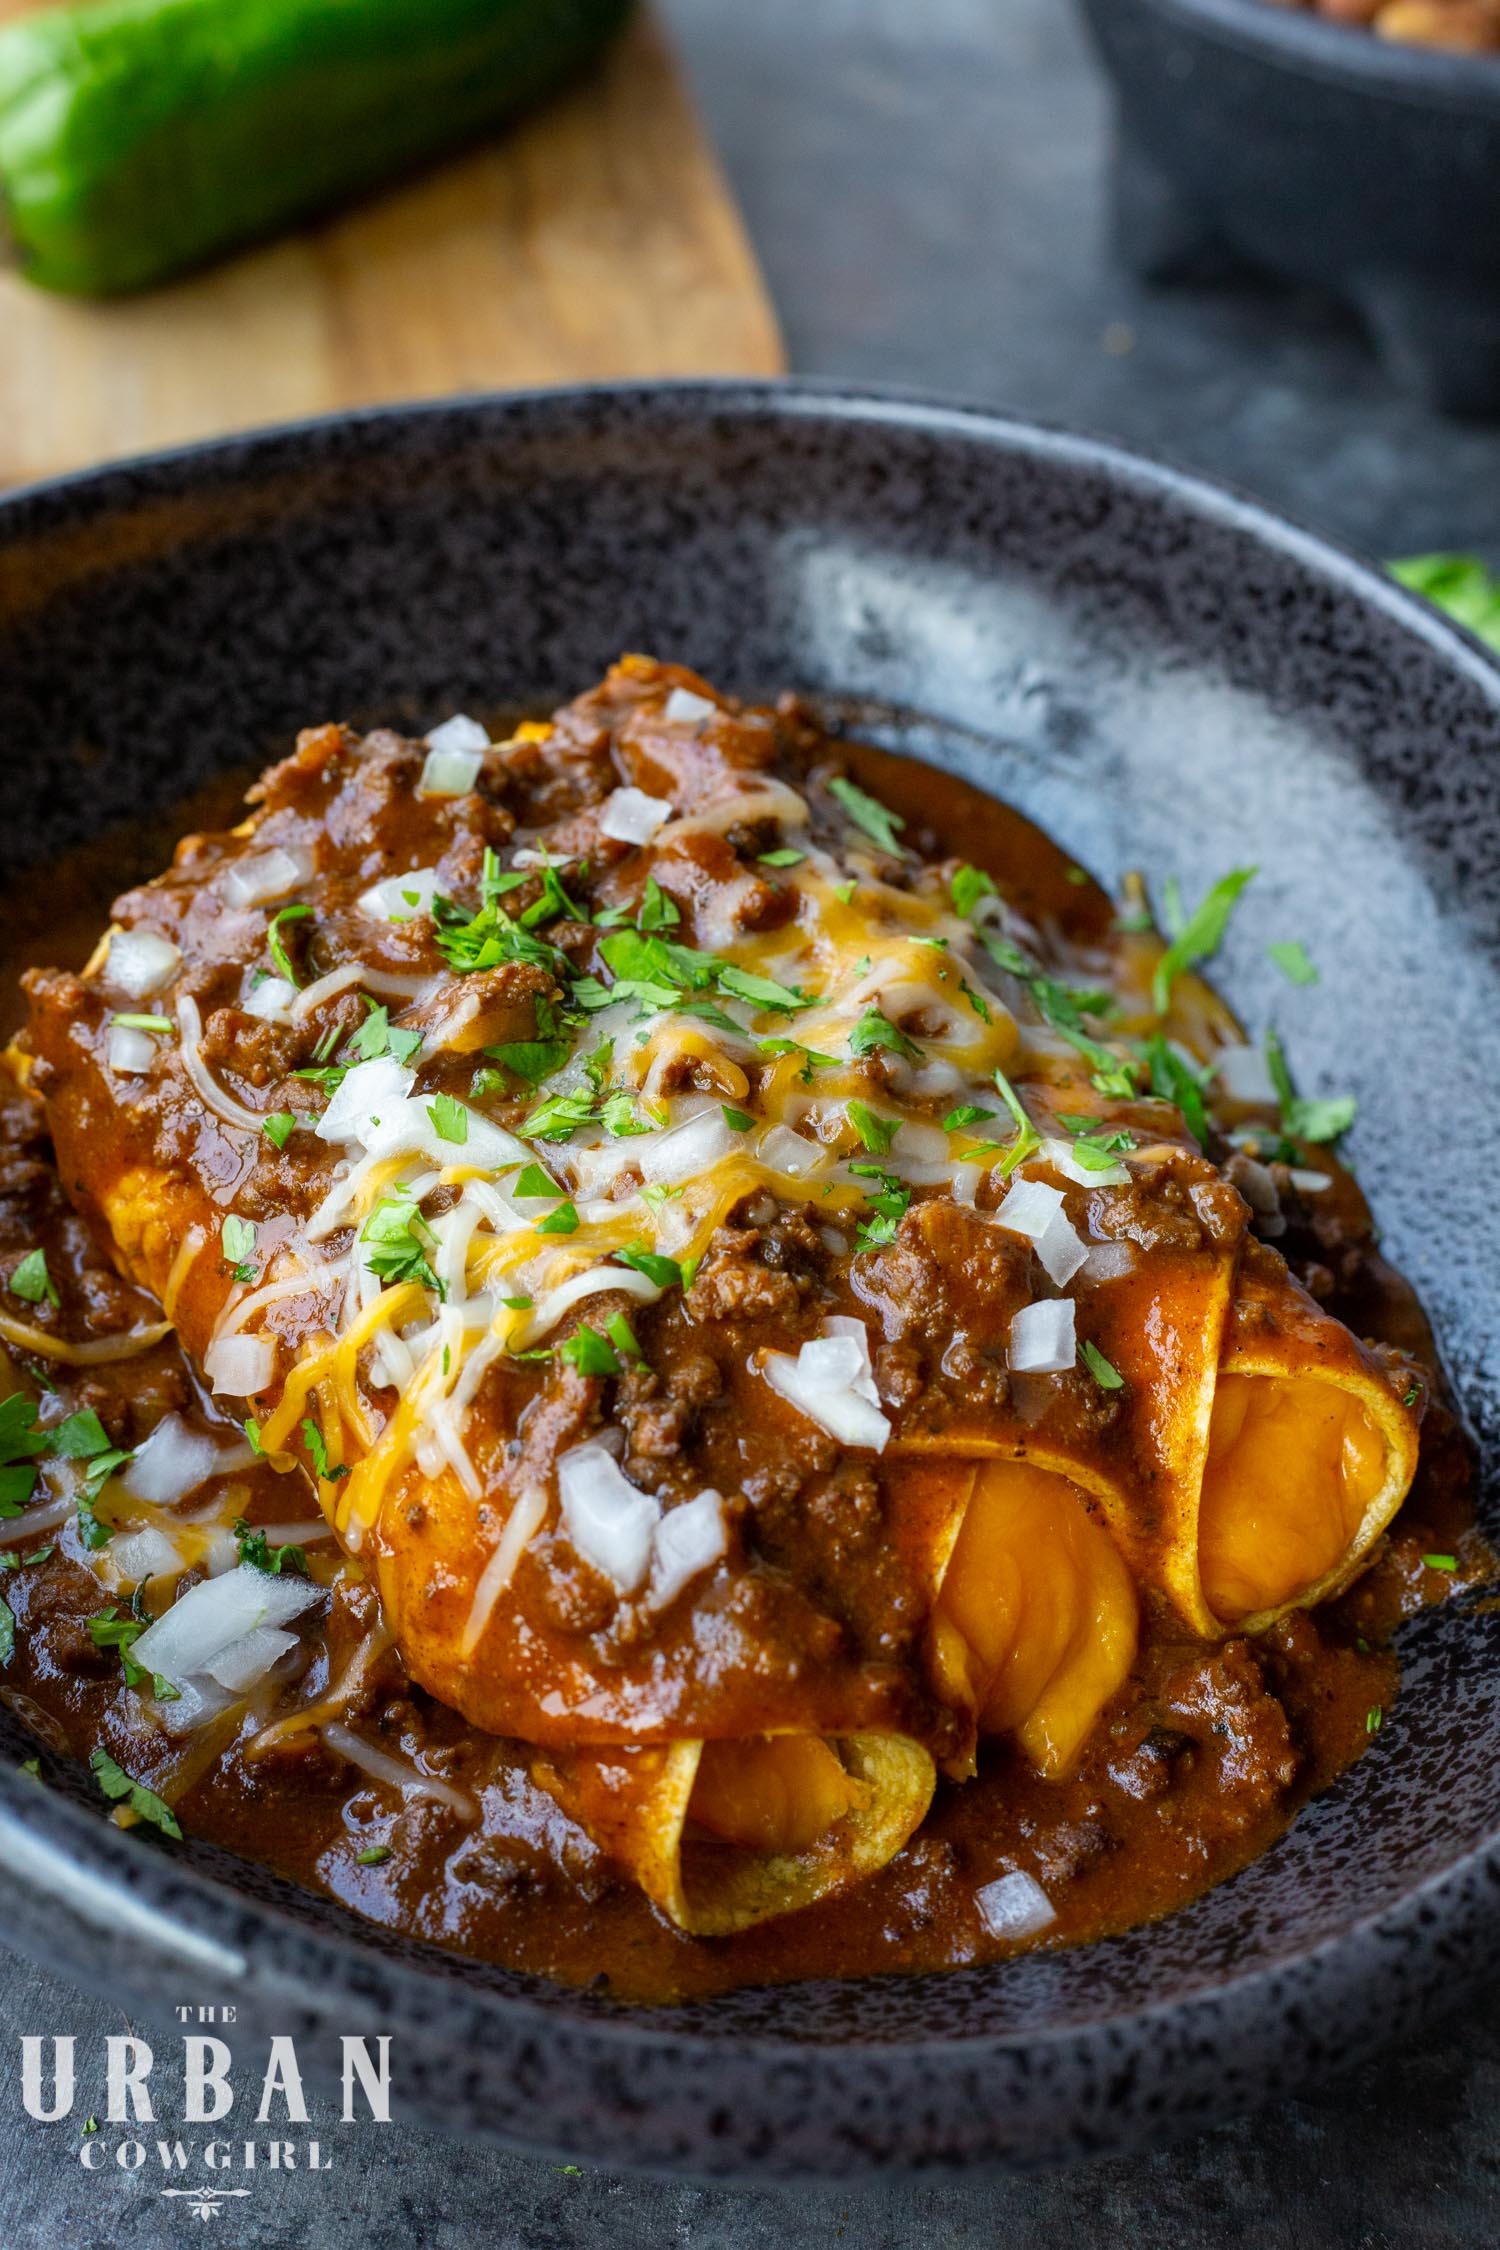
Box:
537 1201 580 1236
1403 1382 1421 1410
721 1105 754 1134
847 1100 900 1155
1267 940 1319 988
615 1245 684 1291
0 1594 12 1665
89 1747 182 1840
267 903 312 987
1422 1553 1457 1573
1151 868 1256 1016
958 978 991 1023
487 994 569 1086
234 1517 310 1576
500 1294 533 1311
300 1419 348 1483
849 1007 920 1063
944 1104 994 1132
87 1607 176 1698
8 1250 58 1310
262 1112 298 1150
356 1845 391 1867
757 1036 837 1085
558 1324 622 1379
849 1163 913 1253
513 1163 561 1199
636 876 680 931
220 1215 257 1284
243 1417 264 1457
52 1408 111 1460
361 1197 442 1294
828 776 907 857
349 1004 423 1068
1264 1028 1357 1146
431 884 568 982
758 847 805 869
1390 553 1500 651
950 863 997 919
991 1067 1042 1178
834 878 858 906
1081 1340 1125 1391
1141 1034 1211 1151
718 965 809 1012
428 1093 468 1146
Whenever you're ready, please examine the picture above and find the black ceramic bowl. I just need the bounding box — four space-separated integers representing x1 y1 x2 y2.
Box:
0 383 1497 2178
1078 0 1500 415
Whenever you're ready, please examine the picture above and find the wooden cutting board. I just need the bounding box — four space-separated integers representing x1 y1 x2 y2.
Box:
0 6 784 488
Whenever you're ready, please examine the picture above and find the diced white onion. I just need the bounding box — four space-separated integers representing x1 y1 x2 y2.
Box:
155 1678 235 1735
1288 1167 1333 1195
557 1442 660 1595
1009 1299 1076 1375
108 1526 184 1584
107 928 181 999
756 1123 827 1179
648 1490 727 1610
1083 1239 1136 1283
908 1059 965 1098
425 713 490 757
1035 1208 1088 1289
762 1319 890 1452
242 975 298 1023
599 786 674 845
419 746 485 798
662 687 717 725
891 1120 949 1167
122 1414 230 1506
107 1024 158 1077
223 847 312 910
993 1178 1066 1244
1035 1136 1129 1190
314 1055 416 1146
627 1108 736 1190
130 1562 318 1686
1214 1043 1278 1105
358 867 440 923
204 1624 297 1693
976 1870 1055 1940
204 1332 276 1397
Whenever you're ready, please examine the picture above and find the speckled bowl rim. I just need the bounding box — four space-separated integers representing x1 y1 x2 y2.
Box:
1142 0 1500 101
0 379 1496 2177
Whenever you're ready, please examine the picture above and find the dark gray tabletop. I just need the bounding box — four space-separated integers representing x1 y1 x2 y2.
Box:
7 2 1500 2242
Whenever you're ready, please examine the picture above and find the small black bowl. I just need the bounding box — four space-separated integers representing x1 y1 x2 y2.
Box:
1077 0 1500 415
0 382 1497 2177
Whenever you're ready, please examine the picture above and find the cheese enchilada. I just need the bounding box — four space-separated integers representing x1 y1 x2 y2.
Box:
0 657 1464 1984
